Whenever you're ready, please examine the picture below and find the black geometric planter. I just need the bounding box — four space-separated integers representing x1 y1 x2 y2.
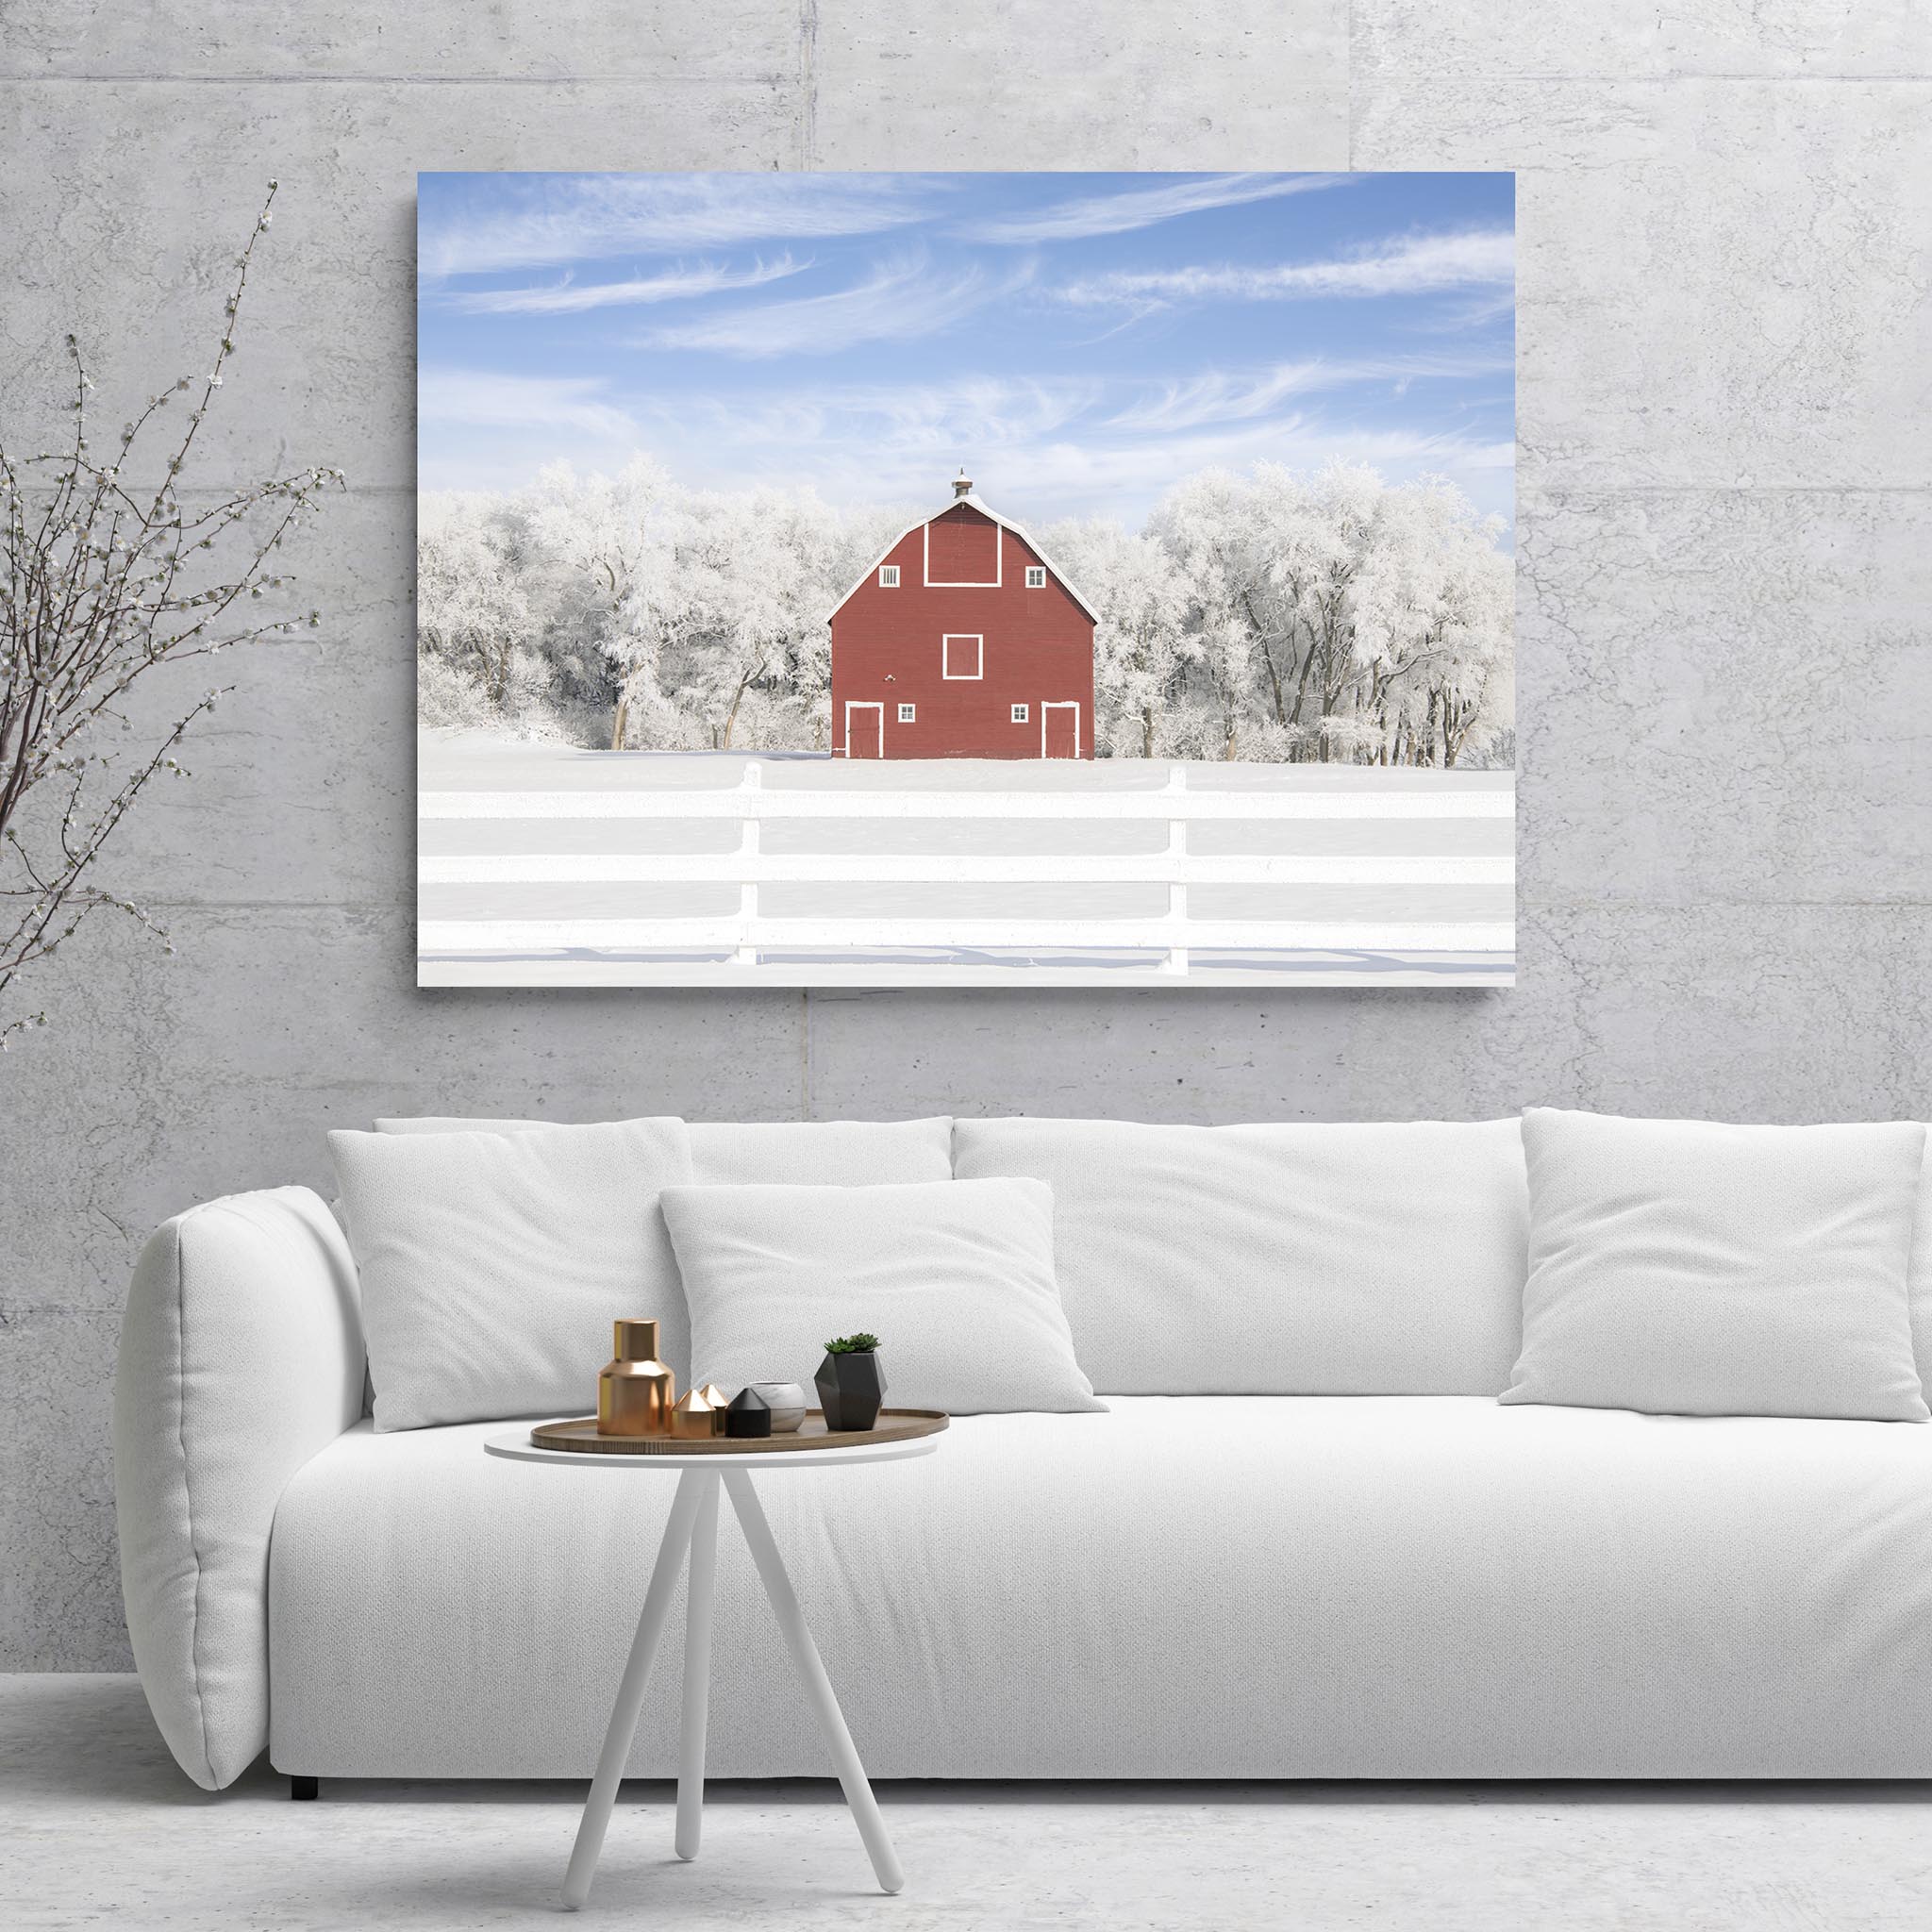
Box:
724 1386 773 1438
815 1351 887 1431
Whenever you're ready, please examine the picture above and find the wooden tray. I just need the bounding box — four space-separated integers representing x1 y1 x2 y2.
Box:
529 1408 948 1456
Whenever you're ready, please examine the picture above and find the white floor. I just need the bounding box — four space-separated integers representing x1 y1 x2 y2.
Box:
8 1676 1931 1931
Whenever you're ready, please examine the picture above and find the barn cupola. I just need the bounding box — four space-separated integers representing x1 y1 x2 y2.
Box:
951 467 973 500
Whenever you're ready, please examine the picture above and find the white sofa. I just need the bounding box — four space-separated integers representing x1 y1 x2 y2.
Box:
113 1117 1932 1792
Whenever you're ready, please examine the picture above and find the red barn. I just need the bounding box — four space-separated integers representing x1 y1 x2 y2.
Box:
827 473 1097 759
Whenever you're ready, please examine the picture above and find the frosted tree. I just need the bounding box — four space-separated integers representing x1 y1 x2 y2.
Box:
664 494 778 750
1191 617 1261 761
665 490 858 751
1149 461 1512 765
1348 476 1512 767
523 457 681 750
1291 464 1387 743
1149 466 1312 747
417 494 541 709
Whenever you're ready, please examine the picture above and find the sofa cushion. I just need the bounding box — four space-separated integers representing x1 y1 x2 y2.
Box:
1908 1137 1932 1394
690 1118 954 1187
374 1115 954 1189
952 1118 1526 1395
663 1178 1104 1414
1504 1109 1927 1422
268 1396 1932 1779
331 1118 691 1431
115 1188 364 1790
373 1117 952 1382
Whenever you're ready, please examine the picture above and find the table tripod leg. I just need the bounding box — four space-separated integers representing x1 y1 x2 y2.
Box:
723 1470 904 1895
675 1472 720 1860
563 1468 704 1910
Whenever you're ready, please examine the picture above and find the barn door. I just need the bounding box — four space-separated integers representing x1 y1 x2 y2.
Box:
844 701 884 758
1040 702 1080 759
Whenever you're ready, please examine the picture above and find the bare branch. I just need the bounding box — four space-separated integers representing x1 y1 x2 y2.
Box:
0 182 343 1045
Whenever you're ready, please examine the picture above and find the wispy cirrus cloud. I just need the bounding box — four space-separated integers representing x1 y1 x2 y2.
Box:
1107 353 1515 433
421 174 933 279
660 375 1106 458
642 256 1028 359
1405 287 1518 334
418 367 634 440
620 365 1513 532
666 362 1506 454
1059 228 1516 308
654 409 1515 536
957 173 1349 244
950 418 1516 535
447 256 808 315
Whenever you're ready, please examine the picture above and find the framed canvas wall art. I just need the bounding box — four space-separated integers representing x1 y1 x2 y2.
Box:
416 171 1515 987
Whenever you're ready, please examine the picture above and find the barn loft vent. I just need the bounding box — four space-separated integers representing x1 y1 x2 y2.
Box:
952 468 973 500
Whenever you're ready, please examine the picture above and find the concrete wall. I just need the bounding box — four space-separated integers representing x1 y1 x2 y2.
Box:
2 3 1928 1667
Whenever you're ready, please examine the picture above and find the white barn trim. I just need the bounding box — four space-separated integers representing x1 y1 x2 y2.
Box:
824 491 1102 625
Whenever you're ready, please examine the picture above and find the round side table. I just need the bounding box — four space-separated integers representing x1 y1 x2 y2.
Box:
484 1428 940 1909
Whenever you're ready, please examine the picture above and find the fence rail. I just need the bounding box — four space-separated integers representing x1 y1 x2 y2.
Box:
420 781 1514 824
423 853 1511 887
418 764 1514 983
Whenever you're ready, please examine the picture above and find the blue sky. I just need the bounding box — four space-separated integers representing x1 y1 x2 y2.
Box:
418 172 1514 537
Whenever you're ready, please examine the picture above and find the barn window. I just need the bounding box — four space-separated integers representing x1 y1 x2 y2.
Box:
1011 704 1029 724
1024 565 1046 589
897 703 916 724
941 634 983 680
878 565 900 588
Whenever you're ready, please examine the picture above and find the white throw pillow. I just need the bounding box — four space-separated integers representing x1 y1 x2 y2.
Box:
1502 1108 1928 1422
952 1117 1528 1395
661 1178 1105 1415
330 1117 692 1431
369 1116 952 1378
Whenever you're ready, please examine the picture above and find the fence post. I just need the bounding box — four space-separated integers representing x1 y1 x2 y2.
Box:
734 763 761 966
1162 767 1189 976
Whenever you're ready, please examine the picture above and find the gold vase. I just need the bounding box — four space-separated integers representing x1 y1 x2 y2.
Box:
672 1384 729 1438
596 1319 676 1437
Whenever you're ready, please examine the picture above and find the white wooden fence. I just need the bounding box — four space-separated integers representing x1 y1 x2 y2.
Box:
419 764 1514 986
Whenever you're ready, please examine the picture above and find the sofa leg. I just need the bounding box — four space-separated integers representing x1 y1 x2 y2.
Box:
291 1775 319 1801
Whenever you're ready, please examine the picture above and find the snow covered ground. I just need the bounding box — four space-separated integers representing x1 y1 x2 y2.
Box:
417 732 1515 988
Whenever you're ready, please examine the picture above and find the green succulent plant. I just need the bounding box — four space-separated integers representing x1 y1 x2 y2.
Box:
822 1332 880 1355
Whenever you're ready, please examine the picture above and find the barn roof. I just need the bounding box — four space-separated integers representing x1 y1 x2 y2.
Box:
824 491 1101 626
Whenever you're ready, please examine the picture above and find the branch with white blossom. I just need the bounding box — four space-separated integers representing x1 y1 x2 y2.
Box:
0 182 344 1047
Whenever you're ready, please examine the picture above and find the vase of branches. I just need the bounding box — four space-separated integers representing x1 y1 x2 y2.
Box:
0 182 342 1045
